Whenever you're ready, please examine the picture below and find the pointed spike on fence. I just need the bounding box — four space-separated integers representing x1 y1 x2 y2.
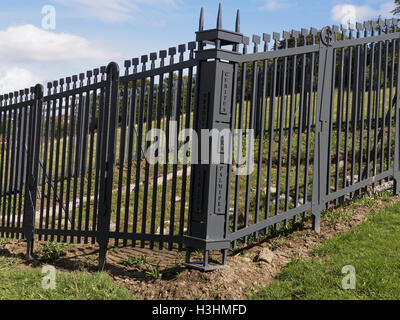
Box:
13 91 18 99
124 60 131 69
9 92 13 99
291 30 300 39
356 22 363 31
59 78 65 87
4 94 9 100
263 33 271 43
79 73 85 82
47 82 52 90
30 87 34 94
272 32 280 42
363 21 370 32
243 36 250 45
378 18 384 29
86 70 93 79
72 75 78 83
348 23 354 31
310 27 318 36
178 45 185 62
178 45 186 57
93 68 99 76
169 47 177 56
301 28 309 37
341 24 348 32
53 81 58 92
252 35 261 52
235 9 240 32
217 3 222 29
141 55 148 64
66 77 71 84
100 66 106 74
282 31 291 40
150 52 158 61
394 18 399 31
141 55 148 71
24 88 29 95
19 90 24 97
132 58 140 67
332 25 339 40
263 33 271 51
199 7 204 32
252 34 261 45
188 41 196 51
159 50 167 59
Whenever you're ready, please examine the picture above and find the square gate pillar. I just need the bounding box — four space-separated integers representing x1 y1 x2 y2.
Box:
184 6 244 271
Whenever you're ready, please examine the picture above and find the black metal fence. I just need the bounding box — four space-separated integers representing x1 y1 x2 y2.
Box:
0 5 399 271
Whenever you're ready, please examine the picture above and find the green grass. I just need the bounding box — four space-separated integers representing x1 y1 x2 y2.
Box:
251 193 400 300
0 257 132 300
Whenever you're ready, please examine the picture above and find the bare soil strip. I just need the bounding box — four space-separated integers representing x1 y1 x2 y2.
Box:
0 188 397 300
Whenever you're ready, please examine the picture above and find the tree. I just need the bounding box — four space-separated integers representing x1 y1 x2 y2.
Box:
392 0 400 15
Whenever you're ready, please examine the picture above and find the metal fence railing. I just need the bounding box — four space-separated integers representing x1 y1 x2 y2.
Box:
0 5 399 271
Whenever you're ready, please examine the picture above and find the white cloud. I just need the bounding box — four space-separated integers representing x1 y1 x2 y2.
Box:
0 67 41 94
52 0 179 22
259 0 290 11
331 2 395 25
0 24 120 63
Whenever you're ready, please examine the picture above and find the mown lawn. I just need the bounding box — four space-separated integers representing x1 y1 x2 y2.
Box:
0 256 132 300
251 196 400 300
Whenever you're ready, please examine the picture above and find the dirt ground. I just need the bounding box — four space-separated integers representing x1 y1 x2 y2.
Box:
1 191 397 300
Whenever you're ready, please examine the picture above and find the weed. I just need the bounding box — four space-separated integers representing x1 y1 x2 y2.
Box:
145 264 162 280
118 254 149 270
33 242 72 265
0 239 9 250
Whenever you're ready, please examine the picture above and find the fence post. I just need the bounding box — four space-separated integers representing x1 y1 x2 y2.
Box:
97 62 120 270
23 84 43 259
184 6 244 271
311 27 335 232
393 39 400 195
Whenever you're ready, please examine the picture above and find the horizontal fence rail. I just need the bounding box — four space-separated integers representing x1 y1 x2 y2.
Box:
0 5 399 271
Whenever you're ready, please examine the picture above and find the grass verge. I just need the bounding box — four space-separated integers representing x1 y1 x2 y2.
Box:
251 192 400 300
0 257 132 300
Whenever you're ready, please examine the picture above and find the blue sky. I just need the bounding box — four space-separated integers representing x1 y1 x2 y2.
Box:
0 0 396 94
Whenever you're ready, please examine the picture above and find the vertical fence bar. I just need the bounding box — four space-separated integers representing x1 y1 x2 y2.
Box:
311 27 335 232
393 37 400 194
23 84 43 259
97 62 120 270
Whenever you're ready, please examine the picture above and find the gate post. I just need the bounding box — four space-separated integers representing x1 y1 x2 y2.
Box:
311 27 335 232
23 84 43 259
393 38 400 195
97 62 120 270
184 6 244 271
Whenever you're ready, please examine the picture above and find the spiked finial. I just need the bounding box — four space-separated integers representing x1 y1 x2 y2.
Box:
217 3 222 29
235 9 240 33
199 7 204 32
